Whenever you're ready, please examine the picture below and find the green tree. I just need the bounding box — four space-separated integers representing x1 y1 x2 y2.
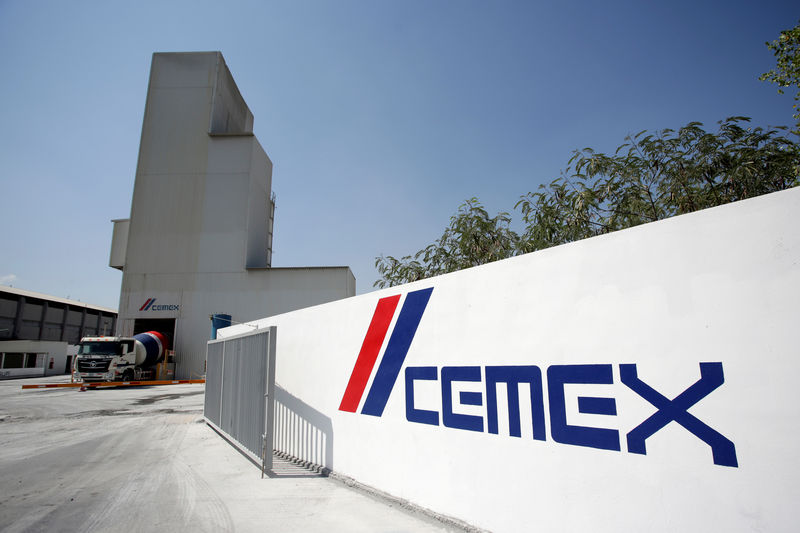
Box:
515 117 800 252
374 118 799 288
760 20 800 133
374 198 518 288
374 21 800 289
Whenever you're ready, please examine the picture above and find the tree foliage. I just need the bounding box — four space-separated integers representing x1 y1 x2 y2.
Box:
374 21 800 288
374 198 518 288
374 118 799 288
515 117 799 253
760 19 800 133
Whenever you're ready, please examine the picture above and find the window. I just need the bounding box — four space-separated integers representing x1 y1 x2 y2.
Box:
2 353 24 368
24 353 43 368
78 341 123 355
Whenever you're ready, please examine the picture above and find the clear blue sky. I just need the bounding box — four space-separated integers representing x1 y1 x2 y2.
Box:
0 1 797 309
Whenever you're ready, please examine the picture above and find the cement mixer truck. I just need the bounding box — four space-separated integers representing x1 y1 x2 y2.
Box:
74 331 174 383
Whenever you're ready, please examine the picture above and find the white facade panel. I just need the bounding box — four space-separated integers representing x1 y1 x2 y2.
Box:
206 136 255 174
148 52 219 89
109 219 129 269
136 88 213 175
209 61 254 134
245 139 273 268
126 174 206 274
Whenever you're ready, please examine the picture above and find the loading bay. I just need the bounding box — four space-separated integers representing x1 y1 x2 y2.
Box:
0 376 465 532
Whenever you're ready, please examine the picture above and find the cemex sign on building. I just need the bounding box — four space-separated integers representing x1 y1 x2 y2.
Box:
218 187 800 532
110 52 354 379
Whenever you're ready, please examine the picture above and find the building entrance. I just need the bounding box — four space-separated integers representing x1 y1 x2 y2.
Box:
133 318 176 350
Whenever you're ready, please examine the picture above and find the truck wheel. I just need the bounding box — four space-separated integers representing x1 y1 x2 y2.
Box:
122 369 134 382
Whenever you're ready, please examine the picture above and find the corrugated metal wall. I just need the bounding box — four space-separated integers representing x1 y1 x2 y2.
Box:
0 288 117 344
204 327 276 471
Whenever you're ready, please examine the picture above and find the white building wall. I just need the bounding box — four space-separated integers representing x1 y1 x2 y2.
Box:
220 187 800 532
109 219 129 269
116 52 354 378
119 267 354 379
0 340 69 378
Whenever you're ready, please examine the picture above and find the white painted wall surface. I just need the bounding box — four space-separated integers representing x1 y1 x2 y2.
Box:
108 219 129 269
220 187 800 532
0 340 68 378
118 267 355 378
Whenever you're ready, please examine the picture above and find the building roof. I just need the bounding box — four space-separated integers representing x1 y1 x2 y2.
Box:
0 285 117 314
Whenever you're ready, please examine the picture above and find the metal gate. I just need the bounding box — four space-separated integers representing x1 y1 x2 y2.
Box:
204 326 276 473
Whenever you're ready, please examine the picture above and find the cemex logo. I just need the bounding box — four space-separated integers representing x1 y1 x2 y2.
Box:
339 287 434 416
339 287 738 468
139 298 180 312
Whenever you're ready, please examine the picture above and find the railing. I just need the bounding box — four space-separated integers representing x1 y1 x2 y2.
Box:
204 326 276 475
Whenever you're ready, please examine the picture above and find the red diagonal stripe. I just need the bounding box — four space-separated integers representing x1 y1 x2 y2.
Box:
338 294 401 412
139 298 153 312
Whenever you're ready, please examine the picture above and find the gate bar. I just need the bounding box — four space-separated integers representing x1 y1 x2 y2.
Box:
22 379 205 389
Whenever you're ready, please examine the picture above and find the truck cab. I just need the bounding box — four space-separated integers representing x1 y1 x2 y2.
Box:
74 336 138 382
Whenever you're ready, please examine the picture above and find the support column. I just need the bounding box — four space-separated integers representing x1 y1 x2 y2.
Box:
38 301 49 340
60 304 70 341
13 296 25 340
78 308 87 340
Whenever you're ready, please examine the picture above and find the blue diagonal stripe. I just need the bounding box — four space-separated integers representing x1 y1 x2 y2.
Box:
361 287 433 417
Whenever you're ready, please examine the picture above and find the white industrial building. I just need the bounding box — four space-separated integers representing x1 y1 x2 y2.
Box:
110 52 355 379
0 286 117 379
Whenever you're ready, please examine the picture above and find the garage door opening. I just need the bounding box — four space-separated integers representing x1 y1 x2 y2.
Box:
133 318 176 350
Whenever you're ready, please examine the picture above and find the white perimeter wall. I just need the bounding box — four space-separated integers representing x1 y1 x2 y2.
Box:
220 187 800 532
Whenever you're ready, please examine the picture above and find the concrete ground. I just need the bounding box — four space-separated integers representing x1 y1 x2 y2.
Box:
0 376 465 533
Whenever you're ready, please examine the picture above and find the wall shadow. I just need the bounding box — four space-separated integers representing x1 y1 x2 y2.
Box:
269 384 333 478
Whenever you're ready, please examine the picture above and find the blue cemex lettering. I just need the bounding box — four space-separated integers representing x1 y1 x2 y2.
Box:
400 362 737 467
405 366 439 426
441 366 483 432
620 362 738 467
485 366 546 441
547 364 620 451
